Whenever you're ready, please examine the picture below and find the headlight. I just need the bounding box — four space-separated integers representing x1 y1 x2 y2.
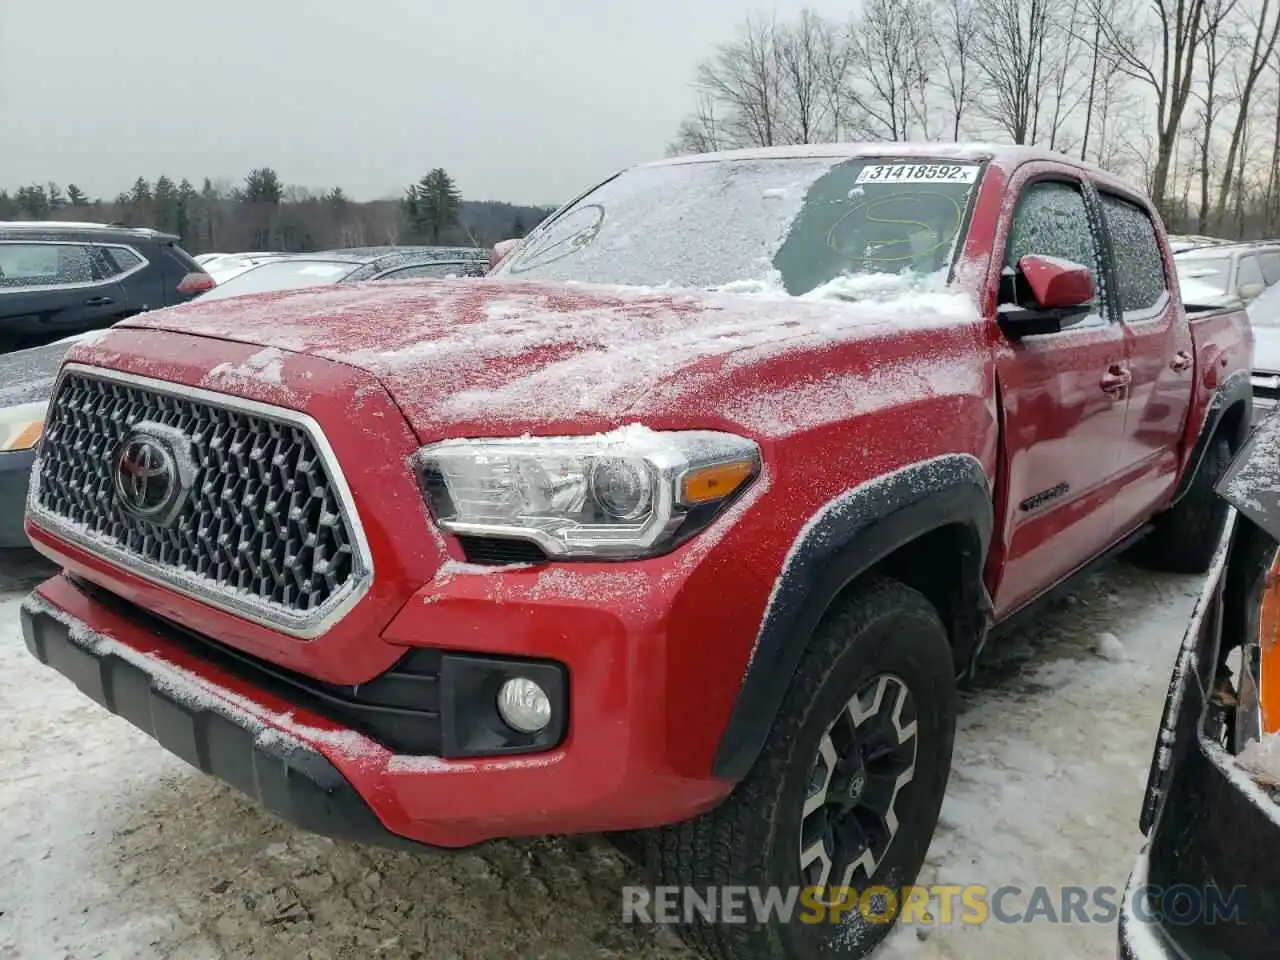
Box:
415 428 761 559
0 401 46 452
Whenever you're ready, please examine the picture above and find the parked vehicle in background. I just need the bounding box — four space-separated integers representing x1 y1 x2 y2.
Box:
195 246 488 301
21 144 1253 960
1174 241 1280 308
0 222 211 353
202 251 294 285
1245 282 1280 422
1166 234 1232 254
1120 413 1280 959
0 333 97 546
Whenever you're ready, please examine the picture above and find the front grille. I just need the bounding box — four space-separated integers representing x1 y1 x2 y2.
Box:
31 367 370 636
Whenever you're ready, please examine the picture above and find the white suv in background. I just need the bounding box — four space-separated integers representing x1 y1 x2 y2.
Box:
1174 241 1280 308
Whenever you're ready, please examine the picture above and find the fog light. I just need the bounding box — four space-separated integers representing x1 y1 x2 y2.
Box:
497 677 552 733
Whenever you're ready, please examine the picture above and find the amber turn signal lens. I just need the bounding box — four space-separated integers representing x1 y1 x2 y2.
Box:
1260 550 1280 734
682 460 755 504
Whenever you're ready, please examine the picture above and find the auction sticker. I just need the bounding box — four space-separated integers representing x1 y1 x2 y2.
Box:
855 163 980 184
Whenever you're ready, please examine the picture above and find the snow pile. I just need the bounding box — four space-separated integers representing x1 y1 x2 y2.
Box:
203 346 287 388
1237 733 1280 784
1092 631 1127 661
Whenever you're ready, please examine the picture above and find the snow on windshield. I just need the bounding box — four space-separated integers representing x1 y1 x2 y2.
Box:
493 158 982 296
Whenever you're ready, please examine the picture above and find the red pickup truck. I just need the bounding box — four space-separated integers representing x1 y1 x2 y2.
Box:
20 145 1251 960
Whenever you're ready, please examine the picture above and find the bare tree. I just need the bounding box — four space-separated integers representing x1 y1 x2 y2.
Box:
1092 0 1210 212
933 0 982 140
846 0 936 140
976 0 1054 143
692 16 786 148
776 11 835 144
1213 0 1280 226
1192 0 1239 230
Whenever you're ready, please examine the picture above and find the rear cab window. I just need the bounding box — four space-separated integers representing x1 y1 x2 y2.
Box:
1003 179 1107 327
1260 251 1280 286
0 242 95 289
1098 192 1170 320
1237 254 1265 298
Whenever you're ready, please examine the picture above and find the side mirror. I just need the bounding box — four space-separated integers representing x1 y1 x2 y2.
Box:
998 255 1095 338
1240 281 1266 301
489 238 522 272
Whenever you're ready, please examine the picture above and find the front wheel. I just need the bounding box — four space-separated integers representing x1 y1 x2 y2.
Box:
647 577 957 960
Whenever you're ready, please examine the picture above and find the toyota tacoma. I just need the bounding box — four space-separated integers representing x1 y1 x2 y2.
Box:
20 145 1253 959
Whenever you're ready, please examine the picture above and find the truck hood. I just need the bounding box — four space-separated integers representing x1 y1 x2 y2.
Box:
116 277 978 440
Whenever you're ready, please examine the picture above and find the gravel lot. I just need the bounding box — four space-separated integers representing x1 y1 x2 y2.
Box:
0 549 1203 960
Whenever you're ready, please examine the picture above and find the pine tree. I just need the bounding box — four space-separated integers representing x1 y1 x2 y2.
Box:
0 191 17 219
16 184 50 219
153 175 178 233
175 179 198 241
407 168 462 244
47 183 67 211
65 184 91 207
242 167 283 205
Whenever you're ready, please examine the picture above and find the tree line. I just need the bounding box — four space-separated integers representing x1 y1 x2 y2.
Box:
0 167 556 255
669 0 1280 239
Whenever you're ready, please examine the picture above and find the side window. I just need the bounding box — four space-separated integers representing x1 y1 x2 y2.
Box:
1004 180 1104 322
0 243 94 289
1238 255 1265 299
98 246 144 277
1260 251 1280 286
1099 193 1169 316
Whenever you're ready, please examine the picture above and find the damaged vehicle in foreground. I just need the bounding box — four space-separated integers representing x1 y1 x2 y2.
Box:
1121 410 1280 958
19 144 1253 960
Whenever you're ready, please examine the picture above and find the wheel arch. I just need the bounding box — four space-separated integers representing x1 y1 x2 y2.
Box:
711 453 993 782
1171 371 1252 506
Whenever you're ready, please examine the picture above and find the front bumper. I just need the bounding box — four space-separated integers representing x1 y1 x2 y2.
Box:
22 595 417 851
22 571 741 848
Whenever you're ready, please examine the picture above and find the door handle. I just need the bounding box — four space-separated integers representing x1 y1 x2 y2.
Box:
1100 365 1131 395
83 296 114 306
1170 350 1193 372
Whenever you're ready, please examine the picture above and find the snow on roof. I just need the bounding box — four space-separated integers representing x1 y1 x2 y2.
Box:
647 141 1103 173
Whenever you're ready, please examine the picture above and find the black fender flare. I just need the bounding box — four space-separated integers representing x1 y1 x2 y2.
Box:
711 453 993 781
1171 371 1252 506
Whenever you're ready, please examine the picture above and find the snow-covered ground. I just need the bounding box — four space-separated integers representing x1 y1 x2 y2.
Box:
0 550 1202 959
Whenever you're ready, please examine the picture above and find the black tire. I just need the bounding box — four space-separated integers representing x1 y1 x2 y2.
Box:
1137 436 1233 574
644 577 956 960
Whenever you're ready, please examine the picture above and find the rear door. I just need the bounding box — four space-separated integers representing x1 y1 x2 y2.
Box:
89 243 153 315
1095 190 1194 534
991 169 1131 617
0 241 124 349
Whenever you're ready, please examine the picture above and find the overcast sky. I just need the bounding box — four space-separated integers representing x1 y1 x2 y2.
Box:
0 0 853 206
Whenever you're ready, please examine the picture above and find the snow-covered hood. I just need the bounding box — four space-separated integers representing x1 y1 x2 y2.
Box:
112 277 981 440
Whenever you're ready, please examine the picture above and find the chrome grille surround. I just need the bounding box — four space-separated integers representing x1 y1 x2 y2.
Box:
27 364 374 638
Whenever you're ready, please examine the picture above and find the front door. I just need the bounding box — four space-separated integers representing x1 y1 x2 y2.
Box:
991 173 1131 618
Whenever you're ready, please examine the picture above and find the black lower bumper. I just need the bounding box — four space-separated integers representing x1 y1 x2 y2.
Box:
20 600 420 852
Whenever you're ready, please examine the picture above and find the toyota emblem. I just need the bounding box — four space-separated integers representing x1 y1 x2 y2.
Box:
113 431 183 523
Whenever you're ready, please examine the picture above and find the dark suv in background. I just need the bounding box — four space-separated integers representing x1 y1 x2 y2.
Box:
0 221 211 352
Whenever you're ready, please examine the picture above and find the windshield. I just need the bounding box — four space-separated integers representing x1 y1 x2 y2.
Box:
1175 257 1231 297
492 157 983 296
199 259 358 301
